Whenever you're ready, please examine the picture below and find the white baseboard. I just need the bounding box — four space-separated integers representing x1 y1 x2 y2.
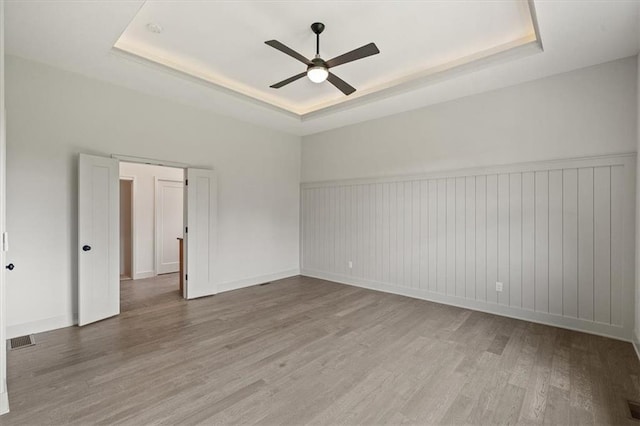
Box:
302 269 632 342
218 269 300 293
4 269 301 338
133 270 155 280
0 379 8 415
633 336 640 363
7 313 76 339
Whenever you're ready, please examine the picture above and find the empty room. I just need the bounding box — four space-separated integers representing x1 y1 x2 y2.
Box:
1 0 640 424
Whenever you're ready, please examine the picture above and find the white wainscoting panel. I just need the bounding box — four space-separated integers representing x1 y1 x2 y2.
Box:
301 154 636 340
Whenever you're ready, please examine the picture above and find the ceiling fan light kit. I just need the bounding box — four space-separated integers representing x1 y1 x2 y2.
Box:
265 22 380 95
307 65 328 83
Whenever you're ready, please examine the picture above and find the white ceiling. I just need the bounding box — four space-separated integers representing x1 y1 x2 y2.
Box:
114 1 535 115
4 1 640 136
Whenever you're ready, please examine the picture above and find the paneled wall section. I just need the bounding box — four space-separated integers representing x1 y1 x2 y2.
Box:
301 155 635 340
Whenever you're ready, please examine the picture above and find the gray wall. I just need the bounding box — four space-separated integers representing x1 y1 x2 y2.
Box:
302 57 637 182
301 57 638 340
5 55 301 336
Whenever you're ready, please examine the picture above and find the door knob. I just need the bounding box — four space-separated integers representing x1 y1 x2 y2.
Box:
82 245 91 252
5 264 14 271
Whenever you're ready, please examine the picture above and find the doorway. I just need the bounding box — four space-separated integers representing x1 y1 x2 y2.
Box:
78 153 217 326
119 162 184 310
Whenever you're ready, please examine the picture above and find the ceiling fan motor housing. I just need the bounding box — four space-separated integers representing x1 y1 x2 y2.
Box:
309 57 327 69
311 22 325 35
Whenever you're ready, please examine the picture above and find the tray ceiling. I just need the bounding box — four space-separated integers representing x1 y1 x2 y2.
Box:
114 1 538 116
4 1 639 135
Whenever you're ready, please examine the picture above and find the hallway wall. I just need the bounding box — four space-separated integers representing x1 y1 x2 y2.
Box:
119 162 183 280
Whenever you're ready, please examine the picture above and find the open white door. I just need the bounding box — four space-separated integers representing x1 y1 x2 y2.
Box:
185 168 217 299
155 179 184 275
78 154 119 326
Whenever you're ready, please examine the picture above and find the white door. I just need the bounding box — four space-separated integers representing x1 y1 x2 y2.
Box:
78 154 120 326
185 168 217 299
155 179 183 275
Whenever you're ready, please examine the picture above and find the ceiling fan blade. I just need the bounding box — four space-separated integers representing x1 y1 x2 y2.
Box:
265 40 312 66
325 42 380 69
327 72 356 96
270 72 307 89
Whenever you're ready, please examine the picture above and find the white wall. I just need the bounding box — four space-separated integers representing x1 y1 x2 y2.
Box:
119 162 183 279
302 155 635 340
301 57 638 341
302 57 637 182
4 55 301 337
636 53 640 349
0 0 8 415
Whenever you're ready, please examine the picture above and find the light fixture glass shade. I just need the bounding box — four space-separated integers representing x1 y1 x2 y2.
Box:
307 66 328 83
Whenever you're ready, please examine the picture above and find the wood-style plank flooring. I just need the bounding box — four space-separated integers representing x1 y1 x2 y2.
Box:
3 274 640 425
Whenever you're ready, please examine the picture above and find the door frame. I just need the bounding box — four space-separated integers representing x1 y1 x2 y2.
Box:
112 154 189 170
119 176 135 280
0 0 8 413
154 177 184 276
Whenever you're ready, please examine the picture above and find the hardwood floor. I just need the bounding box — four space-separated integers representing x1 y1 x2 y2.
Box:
3 275 640 425
119 272 183 312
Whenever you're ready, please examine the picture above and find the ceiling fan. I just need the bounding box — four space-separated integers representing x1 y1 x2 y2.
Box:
265 22 380 96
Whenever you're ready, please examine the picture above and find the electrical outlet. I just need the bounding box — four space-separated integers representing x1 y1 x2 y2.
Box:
348 261 353 269
496 281 503 292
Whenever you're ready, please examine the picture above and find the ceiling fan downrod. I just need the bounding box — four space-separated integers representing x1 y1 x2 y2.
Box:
311 22 325 57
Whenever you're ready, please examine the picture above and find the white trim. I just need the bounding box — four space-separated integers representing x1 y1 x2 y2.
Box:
132 270 155 280
3 270 301 339
633 340 640 364
182 169 187 299
112 154 189 169
528 0 544 51
301 153 637 189
217 269 300 293
0 379 7 415
302 269 632 342
299 182 304 286
0 0 7 414
7 313 77 339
